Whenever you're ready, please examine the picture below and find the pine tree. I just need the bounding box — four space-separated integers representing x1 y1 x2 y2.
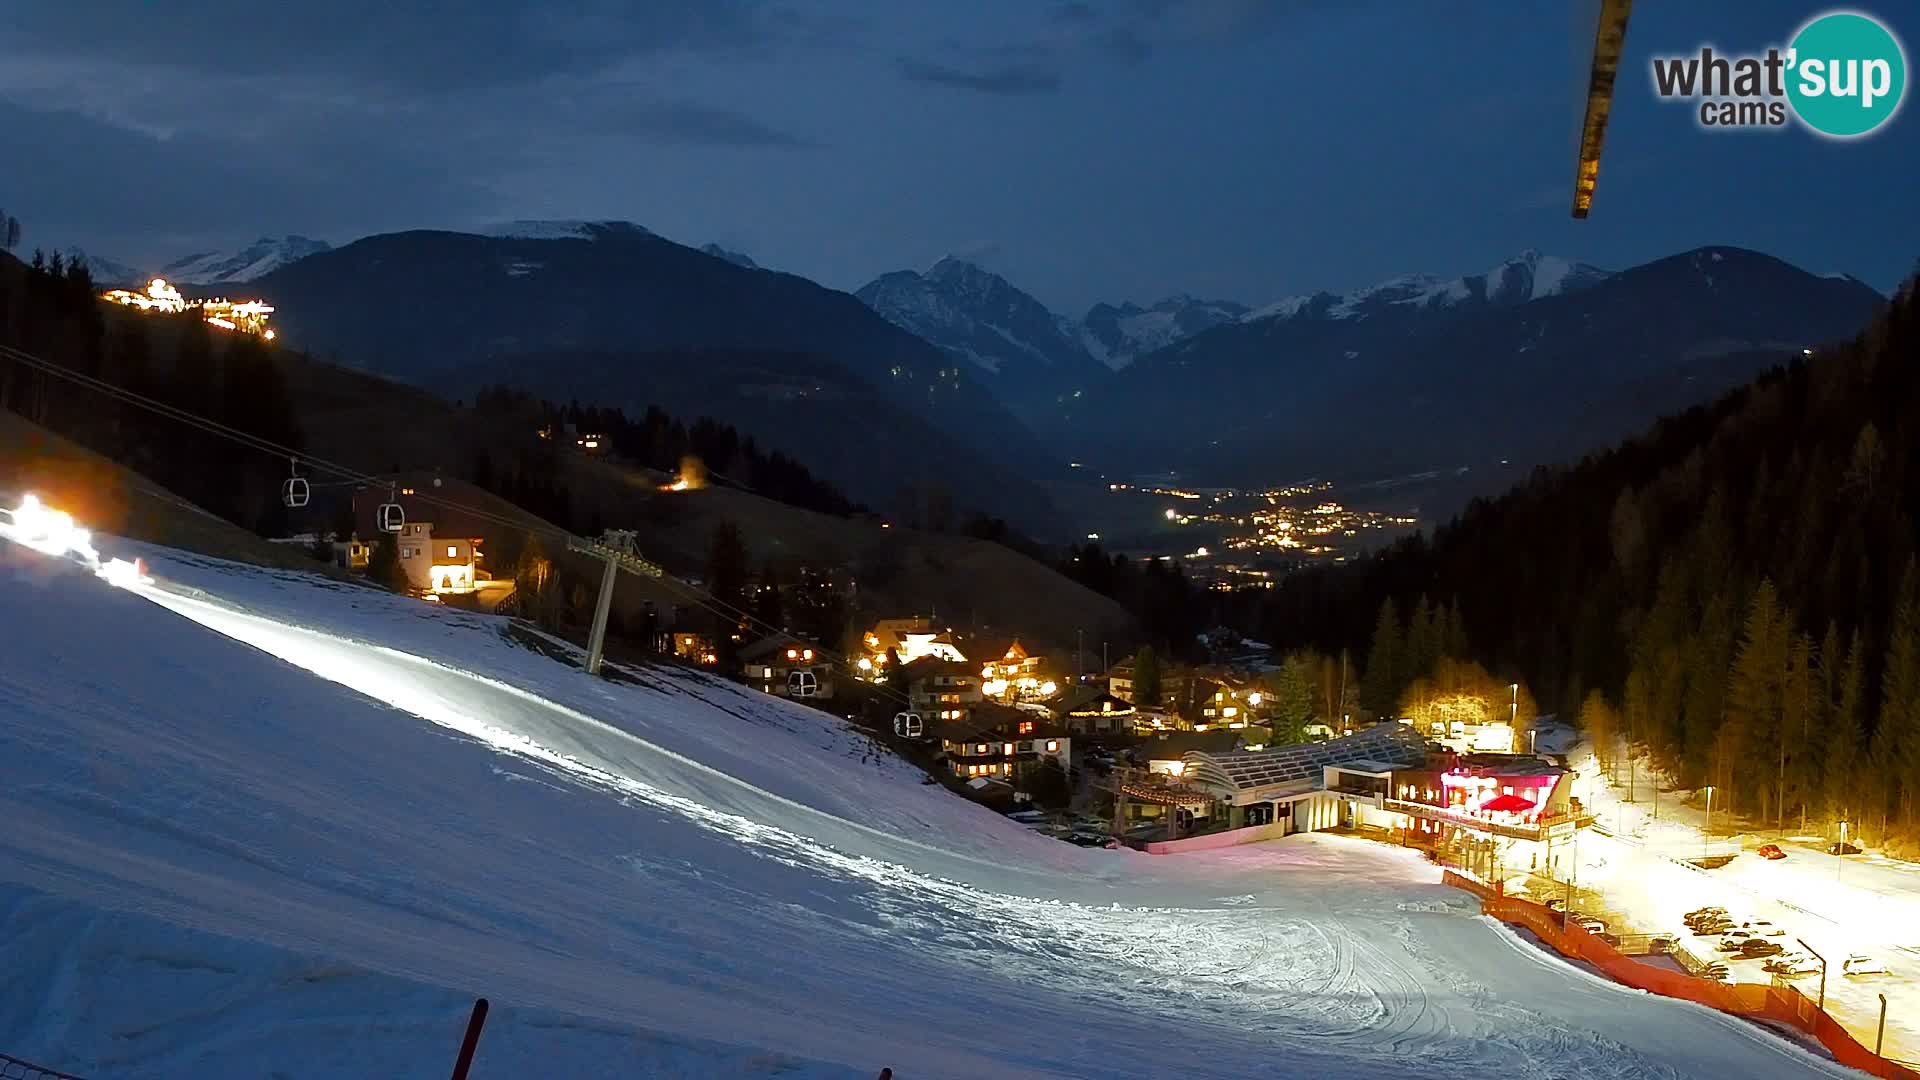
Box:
1361 598 1402 719
1825 632 1866 825
1880 560 1920 829
1406 596 1438 683
367 533 408 593
1270 652 1317 745
1132 645 1162 706
1725 580 1788 821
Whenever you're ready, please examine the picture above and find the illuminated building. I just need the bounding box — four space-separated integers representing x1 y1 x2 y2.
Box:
100 278 278 339
740 636 833 701
859 617 966 676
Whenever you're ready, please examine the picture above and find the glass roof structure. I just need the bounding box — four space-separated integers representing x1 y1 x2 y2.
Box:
1182 722 1430 796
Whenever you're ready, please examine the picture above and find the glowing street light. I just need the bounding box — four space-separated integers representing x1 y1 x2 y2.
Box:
1703 785 1716 857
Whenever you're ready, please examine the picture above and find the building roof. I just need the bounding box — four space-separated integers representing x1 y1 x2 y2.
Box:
1182 722 1430 795
739 636 823 663
932 701 1064 742
1049 685 1134 718
1137 730 1242 761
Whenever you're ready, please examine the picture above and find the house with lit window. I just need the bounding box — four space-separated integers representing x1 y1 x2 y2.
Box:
1049 685 1137 736
351 482 489 597
899 658 983 723
741 636 833 701
1107 660 1136 703
976 638 1059 702
933 702 1070 784
859 617 967 678
671 632 719 666
1175 678 1253 731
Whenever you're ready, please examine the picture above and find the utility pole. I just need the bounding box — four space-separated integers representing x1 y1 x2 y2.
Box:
1798 939 1827 1010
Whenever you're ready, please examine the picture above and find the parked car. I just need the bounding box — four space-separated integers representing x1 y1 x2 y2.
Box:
1703 962 1731 982
1843 954 1889 977
1765 954 1821 976
1757 844 1786 860
1739 939 1784 959
1005 810 1049 825
1829 841 1863 856
1686 906 1728 918
1741 920 1786 937
1716 937 1757 954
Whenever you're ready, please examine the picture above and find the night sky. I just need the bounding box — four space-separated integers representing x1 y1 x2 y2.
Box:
4 1 1915 313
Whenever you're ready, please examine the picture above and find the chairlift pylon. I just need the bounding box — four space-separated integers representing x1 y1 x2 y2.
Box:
282 459 310 509
377 486 404 533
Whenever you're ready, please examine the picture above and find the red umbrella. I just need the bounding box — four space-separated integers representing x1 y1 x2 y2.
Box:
1480 793 1537 813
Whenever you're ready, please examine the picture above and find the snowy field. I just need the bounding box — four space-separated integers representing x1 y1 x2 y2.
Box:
1561 743 1920 1063
0 534 1869 1078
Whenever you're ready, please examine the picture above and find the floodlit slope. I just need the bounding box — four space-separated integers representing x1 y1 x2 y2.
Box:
0 541 1865 1079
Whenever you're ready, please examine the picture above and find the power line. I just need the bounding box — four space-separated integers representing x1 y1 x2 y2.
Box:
0 342 921 708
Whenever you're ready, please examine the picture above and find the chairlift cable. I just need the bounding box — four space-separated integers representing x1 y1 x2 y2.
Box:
1 343 921 707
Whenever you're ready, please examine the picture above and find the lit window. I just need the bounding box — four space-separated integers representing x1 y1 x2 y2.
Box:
1003 743 1014 756
1215 691 1224 702
787 648 798 659
976 743 989 755
1222 707 1239 718
1203 708 1216 717
446 545 457 558
1018 721 1034 735
763 667 773 679
1045 740 1059 752
802 649 813 660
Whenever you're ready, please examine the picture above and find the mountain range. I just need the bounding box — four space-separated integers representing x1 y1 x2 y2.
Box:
1060 247 1885 485
60 222 1891 527
241 223 1060 527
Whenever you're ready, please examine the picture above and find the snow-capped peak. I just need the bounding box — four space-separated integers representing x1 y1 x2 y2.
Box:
60 247 145 285
1240 251 1611 327
475 220 652 241
159 236 332 284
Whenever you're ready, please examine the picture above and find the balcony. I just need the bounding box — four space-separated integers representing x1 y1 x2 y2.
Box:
1382 798 1589 842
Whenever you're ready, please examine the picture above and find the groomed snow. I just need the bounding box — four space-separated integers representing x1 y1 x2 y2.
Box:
0 538 1868 1078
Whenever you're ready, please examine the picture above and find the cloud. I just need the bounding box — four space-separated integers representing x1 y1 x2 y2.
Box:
606 100 822 149
897 58 1062 95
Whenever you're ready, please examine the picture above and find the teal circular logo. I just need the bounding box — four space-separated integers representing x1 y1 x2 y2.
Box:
1787 12 1907 137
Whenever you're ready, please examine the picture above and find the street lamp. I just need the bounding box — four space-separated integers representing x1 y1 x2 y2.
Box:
1703 786 1715 857
1798 938 1827 1011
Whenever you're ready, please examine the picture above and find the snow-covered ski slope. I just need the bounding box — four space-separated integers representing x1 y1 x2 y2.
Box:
0 539 1859 1078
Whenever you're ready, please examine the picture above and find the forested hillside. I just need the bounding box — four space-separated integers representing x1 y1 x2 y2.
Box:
1260 273 1920 844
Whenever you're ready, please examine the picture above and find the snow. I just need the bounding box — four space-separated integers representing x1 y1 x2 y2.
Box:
1560 737 1920 1062
158 237 331 284
0 536 1869 1078
475 220 650 241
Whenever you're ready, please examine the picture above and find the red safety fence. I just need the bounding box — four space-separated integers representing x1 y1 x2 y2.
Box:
1443 871 1919 1079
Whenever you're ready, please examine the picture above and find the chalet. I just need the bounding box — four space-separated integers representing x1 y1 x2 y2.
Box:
899 657 983 723
933 701 1070 784
1174 678 1254 731
976 638 1058 702
860 616 966 678
350 483 489 596
1107 660 1136 703
741 636 833 701
1049 685 1137 736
